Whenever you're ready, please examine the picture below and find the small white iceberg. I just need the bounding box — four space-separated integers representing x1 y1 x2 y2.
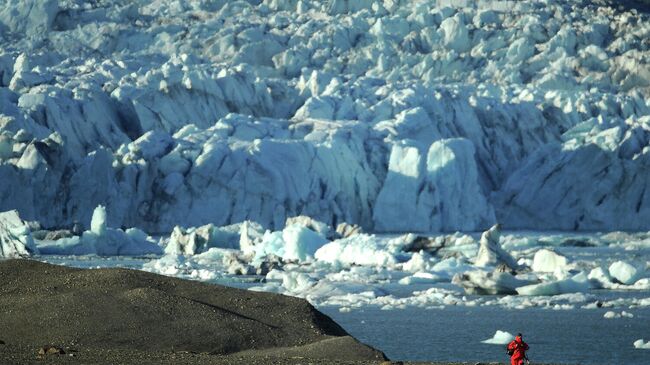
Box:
604 311 634 319
0 210 37 258
609 261 641 285
531 248 568 273
634 339 650 349
482 330 514 345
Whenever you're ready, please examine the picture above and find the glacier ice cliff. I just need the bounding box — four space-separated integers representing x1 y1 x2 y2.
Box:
0 0 649 232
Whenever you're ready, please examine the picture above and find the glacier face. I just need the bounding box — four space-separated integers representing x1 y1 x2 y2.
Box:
0 0 649 232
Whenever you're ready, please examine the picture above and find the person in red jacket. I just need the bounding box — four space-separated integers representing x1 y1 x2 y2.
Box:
507 333 529 365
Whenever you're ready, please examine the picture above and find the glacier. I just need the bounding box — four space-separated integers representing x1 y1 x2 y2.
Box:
0 0 649 232
2 1 650 349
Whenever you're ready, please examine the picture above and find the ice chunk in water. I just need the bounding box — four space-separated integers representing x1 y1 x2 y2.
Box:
315 234 397 267
516 272 592 296
90 205 107 236
634 339 650 349
281 224 328 262
604 311 634 319
250 225 328 263
609 261 641 285
475 224 518 270
588 266 616 288
285 216 336 240
532 249 568 273
0 210 37 257
481 330 514 345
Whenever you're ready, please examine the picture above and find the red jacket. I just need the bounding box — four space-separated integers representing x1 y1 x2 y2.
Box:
507 336 529 365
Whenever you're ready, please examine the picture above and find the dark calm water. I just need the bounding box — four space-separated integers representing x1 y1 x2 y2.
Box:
321 305 650 365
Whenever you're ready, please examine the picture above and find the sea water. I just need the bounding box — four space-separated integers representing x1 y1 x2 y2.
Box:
321 303 650 365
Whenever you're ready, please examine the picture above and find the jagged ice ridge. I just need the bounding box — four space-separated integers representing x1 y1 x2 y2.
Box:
1 0 649 232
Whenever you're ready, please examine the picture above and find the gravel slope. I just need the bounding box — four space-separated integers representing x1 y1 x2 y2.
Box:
0 259 386 363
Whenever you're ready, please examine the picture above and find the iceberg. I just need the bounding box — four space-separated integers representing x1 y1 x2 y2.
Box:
531 249 569 273
588 266 617 289
402 251 436 273
608 261 642 285
634 339 650 350
248 224 328 263
315 234 398 267
604 311 633 319
0 210 37 258
474 224 519 270
481 330 515 345
285 216 338 240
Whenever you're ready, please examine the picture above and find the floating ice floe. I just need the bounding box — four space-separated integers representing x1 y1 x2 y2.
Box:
482 330 515 345
24 210 650 311
634 339 650 350
516 272 592 296
0 210 37 258
603 311 634 319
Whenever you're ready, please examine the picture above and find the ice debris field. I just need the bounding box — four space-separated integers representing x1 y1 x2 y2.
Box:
1 0 650 353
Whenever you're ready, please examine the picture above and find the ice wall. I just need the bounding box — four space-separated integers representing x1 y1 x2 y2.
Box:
374 138 494 232
0 0 649 232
